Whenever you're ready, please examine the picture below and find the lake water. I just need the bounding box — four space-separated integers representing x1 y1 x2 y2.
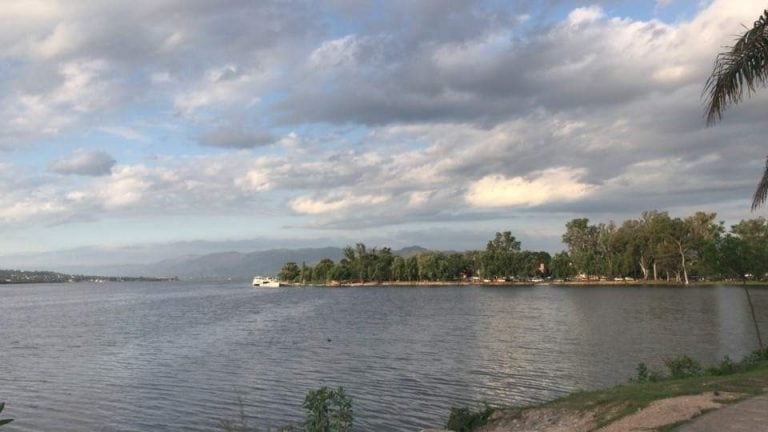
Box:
1 282 766 431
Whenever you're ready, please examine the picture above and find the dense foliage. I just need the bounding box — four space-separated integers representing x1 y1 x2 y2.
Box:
219 387 352 432
631 348 768 384
560 212 768 284
302 387 352 432
278 211 768 285
279 232 551 284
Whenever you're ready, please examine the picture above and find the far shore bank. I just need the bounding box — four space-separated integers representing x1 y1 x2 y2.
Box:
282 280 768 288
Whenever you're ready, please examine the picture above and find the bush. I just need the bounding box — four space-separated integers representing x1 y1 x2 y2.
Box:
631 363 649 383
303 387 353 432
445 404 493 432
630 362 664 383
0 403 12 428
664 355 702 379
219 388 353 432
742 347 768 366
706 356 737 376
648 369 665 382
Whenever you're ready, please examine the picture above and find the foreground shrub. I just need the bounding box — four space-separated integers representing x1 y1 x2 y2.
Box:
632 363 649 383
664 355 702 379
445 403 493 432
0 403 12 428
303 387 352 432
219 387 352 432
742 347 768 366
630 363 664 383
705 356 737 376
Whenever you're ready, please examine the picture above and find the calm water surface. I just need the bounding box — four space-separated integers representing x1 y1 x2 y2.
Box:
1 282 766 431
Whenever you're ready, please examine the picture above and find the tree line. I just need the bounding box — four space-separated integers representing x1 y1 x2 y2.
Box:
278 211 768 285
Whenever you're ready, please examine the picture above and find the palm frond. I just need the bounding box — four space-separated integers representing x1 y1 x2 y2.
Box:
705 10 768 125
752 156 768 211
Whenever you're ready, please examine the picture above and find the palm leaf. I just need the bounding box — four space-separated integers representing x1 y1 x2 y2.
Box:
752 156 768 211
704 10 768 125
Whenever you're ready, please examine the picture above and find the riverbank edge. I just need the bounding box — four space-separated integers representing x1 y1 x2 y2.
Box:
440 361 768 432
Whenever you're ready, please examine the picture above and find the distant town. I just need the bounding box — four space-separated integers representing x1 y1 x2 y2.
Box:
0 269 176 284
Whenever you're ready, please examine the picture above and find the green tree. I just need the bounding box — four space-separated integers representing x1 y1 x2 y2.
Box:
562 219 598 279
299 262 313 285
481 231 520 279
303 387 353 432
392 256 407 281
705 10 768 209
714 234 755 282
330 262 351 282
353 243 368 282
278 262 300 282
550 251 575 280
371 247 394 282
668 212 721 284
405 256 419 281
313 258 335 283
728 218 768 280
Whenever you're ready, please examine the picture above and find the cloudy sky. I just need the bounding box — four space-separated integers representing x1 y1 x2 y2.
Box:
1 0 768 261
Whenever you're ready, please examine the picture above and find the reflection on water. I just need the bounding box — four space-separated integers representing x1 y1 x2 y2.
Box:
0 282 766 431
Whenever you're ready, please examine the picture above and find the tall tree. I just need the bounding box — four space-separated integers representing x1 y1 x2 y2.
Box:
481 231 521 279
550 252 575 280
562 219 598 279
314 258 335 283
705 9 768 209
279 262 300 282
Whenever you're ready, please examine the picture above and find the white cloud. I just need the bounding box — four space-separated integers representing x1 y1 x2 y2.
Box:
567 6 606 26
308 35 363 70
466 167 595 208
173 64 267 116
290 193 390 215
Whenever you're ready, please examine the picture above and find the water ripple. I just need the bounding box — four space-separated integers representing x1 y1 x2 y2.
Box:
1 282 766 431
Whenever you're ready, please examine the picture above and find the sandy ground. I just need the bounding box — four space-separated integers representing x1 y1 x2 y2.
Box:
598 392 741 432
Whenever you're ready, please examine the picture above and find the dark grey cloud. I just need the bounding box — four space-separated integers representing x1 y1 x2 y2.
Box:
198 128 274 148
48 150 116 176
275 3 724 127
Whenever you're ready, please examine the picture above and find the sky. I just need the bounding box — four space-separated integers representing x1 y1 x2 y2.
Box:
2 0 768 264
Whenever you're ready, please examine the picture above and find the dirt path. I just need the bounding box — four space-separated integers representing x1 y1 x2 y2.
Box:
598 392 740 432
678 394 768 431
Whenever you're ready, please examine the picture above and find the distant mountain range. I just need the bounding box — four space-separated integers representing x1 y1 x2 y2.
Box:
46 245 430 281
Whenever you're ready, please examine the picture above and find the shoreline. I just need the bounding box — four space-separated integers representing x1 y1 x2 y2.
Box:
290 280 768 288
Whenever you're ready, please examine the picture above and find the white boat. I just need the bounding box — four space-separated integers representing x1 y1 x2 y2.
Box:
252 276 282 287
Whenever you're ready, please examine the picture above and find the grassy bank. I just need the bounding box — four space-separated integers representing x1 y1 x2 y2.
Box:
449 349 768 431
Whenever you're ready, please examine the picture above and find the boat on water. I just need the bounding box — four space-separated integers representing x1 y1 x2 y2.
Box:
252 276 282 287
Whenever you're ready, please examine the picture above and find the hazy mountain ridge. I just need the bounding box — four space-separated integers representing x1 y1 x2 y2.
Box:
4 245 431 281
140 246 429 280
